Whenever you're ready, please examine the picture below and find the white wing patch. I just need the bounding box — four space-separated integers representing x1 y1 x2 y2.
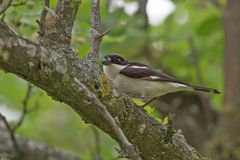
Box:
129 65 149 69
149 76 161 80
169 82 188 88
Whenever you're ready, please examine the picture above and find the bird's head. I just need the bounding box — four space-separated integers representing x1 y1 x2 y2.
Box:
102 54 128 66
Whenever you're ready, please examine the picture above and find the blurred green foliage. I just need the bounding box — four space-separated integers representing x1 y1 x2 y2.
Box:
0 0 223 159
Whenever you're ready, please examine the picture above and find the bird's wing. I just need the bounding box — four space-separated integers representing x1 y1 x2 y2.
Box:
128 62 151 68
119 65 188 85
120 65 220 94
120 63 220 94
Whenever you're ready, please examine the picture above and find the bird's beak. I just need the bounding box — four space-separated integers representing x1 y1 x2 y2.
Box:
102 58 111 65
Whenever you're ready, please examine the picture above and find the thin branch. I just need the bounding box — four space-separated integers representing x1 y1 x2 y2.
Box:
0 84 39 156
74 78 142 160
0 113 20 154
37 0 50 37
0 0 13 15
99 28 110 38
12 84 39 132
88 0 101 61
87 0 110 61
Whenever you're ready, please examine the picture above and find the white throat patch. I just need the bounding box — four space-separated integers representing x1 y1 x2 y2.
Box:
103 64 127 80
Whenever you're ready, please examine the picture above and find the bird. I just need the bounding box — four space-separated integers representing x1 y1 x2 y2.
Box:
102 53 220 107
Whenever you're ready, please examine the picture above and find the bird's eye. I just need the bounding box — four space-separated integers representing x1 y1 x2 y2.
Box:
118 59 123 63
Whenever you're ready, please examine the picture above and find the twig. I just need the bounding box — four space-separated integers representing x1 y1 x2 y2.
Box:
12 84 39 132
0 0 13 15
87 0 110 61
88 0 101 61
37 0 50 36
74 78 142 160
91 0 101 31
0 84 39 157
98 28 110 38
0 113 20 154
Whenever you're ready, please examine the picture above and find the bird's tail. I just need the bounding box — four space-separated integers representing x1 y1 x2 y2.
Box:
191 85 220 94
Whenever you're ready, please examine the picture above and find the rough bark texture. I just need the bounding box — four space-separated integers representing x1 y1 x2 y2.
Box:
0 21 207 160
38 0 81 47
87 0 101 61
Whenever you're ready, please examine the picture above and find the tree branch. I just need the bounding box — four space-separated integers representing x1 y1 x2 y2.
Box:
88 0 101 61
0 124 80 160
0 21 208 159
38 0 81 47
37 0 50 37
0 84 39 159
74 79 142 160
0 113 20 155
87 0 109 61
12 84 39 132
0 0 13 15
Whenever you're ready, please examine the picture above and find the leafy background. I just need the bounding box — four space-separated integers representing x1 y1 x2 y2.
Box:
0 0 224 159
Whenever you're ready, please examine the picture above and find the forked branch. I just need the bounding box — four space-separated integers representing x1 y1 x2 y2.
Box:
87 0 110 61
38 0 81 47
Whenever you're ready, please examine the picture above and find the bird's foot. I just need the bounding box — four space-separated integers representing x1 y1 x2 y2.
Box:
140 97 157 108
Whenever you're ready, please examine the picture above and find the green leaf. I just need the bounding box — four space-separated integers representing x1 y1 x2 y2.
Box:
155 118 163 124
144 105 155 114
163 117 169 125
197 16 222 36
